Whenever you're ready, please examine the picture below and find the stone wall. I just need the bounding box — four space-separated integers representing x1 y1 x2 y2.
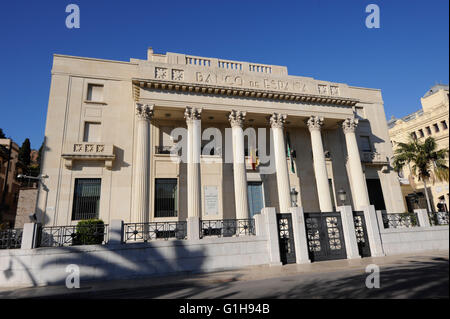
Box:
14 187 38 228
380 226 449 255
0 235 270 288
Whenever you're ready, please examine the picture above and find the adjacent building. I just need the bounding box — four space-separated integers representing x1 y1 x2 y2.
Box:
36 48 405 226
0 139 25 227
388 84 449 212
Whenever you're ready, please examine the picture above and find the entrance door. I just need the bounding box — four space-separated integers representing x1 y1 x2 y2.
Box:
304 212 347 262
366 179 386 210
248 182 264 218
276 214 296 264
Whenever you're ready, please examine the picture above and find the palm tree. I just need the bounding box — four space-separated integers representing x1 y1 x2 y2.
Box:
393 136 449 212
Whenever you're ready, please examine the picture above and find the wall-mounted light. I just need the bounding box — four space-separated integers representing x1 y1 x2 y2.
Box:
290 188 299 207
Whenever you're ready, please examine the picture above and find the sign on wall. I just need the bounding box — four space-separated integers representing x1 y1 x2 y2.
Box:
204 186 219 216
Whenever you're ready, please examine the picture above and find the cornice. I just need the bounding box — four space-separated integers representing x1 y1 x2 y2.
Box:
132 78 359 107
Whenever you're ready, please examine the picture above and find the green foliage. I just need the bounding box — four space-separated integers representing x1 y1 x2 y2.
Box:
393 137 449 183
73 219 105 245
0 128 5 139
19 138 31 167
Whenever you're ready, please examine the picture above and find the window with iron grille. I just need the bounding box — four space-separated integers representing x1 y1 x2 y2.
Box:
71 178 101 220
154 178 178 217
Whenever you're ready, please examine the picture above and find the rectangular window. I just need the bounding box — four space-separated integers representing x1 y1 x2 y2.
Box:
433 123 440 133
360 136 371 151
426 126 432 135
71 178 101 220
87 84 104 102
83 122 101 142
154 178 178 217
418 129 424 138
441 121 448 130
411 132 417 140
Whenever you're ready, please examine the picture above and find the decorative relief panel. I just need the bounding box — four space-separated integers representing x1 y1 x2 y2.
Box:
330 86 339 96
155 67 168 80
172 69 184 81
318 84 328 95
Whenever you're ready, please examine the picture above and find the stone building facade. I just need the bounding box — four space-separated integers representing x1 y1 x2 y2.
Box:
36 48 405 226
388 84 449 212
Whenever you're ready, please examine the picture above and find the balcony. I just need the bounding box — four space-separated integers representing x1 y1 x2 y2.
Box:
360 151 389 164
62 142 115 170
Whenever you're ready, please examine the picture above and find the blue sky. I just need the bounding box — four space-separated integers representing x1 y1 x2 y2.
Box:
0 0 448 149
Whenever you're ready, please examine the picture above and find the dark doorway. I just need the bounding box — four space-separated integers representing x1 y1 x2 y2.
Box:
366 179 386 210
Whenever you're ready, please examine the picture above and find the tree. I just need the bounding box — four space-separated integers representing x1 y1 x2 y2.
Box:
393 137 449 212
0 128 5 138
19 138 31 167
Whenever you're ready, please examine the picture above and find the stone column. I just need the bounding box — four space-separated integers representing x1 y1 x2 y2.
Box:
229 110 250 220
132 103 153 223
270 113 291 214
185 106 202 218
342 118 370 210
307 116 334 212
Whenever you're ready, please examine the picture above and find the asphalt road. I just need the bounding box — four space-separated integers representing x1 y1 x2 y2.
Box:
1 251 448 299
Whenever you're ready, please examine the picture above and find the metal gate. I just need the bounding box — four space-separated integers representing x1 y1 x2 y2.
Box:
353 211 371 257
276 214 296 264
304 212 347 262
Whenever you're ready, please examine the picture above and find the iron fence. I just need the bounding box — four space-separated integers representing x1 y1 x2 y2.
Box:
201 219 255 237
38 224 108 247
123 221 187 242
0 228 23 249
382 212 419 229
429 211 449 226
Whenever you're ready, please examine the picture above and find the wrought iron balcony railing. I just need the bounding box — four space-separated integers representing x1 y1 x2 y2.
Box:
123 221 187 242
38 224 109 247
381 212 419 229
200 219 255 238
0 228 23 249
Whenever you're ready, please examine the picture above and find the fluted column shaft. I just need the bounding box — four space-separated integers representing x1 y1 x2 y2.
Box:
132 104 153 223
270 113 291 214
307 116 334 212
342 118 370 210
185 107 202 218
229 110 250 219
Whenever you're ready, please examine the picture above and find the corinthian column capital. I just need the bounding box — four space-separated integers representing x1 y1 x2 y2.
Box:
135 103 154 121
184 106 202 124
306 116 324 132
270 113 287 129
229 110 246 128
342 117 359 134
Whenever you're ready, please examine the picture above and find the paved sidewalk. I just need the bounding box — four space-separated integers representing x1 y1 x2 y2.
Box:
0 250 448 298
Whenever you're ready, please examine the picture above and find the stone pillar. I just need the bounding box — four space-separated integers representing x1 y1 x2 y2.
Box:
270 113 291 214
307 116 334 212
185 107 202 219
108 219 124 245
415 208 431 227
261 207 282 266
290 207 311 264
338 205 361 259
21 223 38 249
229 110 250 220
362 205 385 257
342 118 370 210
132 103 153 223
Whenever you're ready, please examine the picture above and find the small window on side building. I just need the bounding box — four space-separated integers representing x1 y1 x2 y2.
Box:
87 84 104 102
